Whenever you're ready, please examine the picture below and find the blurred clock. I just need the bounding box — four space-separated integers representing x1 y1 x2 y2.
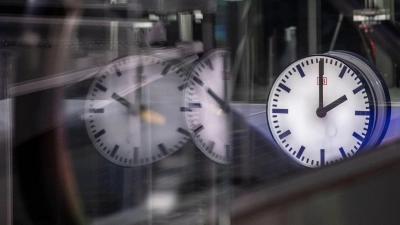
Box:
85 55 190 167
183 49 232 164
266 51 391 168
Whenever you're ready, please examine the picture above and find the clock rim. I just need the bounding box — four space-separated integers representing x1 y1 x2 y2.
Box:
85 54 188 167
327 50 391 147
314 53 376 152
265 54 375 168
183 48 232 165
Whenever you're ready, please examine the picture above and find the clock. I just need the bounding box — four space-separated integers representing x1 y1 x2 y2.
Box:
85 55 190 167
183 49 232 164
266 51 391 168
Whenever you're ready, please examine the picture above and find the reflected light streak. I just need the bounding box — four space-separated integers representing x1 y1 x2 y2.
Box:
140 108 165 125
147 191 177 214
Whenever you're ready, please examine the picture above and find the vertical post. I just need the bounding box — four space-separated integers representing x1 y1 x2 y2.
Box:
376 46 394 88
308 0 320 54
202 13 214 51
109 0 140 215
110 0 119 52
237 0 254 186
0 50 15 225
268 35 275 89
286 27 298 63
374 0 395 87
179 13 193 42
110 21 119 51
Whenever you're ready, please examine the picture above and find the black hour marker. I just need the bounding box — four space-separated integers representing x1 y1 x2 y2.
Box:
113 65 122 77
296 146 305 159
320 149 325 166
110 145 119 157
177 127 190 136
279 130 291 140
193 125 204 134
338 66 347 78
353 85 364 94
178 83 188 91
278 83 291 93
272 109 288 114
208 141 215 153
339 147 347 159
161 64 172 75
353 132 364 142
89 108 104 113
205 59 214 70
158 143 168 156
95 83 108 92
181 103 202 111
193 76 204 86
296 65 306 77
189 103 202 108
94 129 106 139
355 111 370 116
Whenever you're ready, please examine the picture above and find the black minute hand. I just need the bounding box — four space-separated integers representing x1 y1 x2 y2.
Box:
316 95 347 118
319 59 324 108
207 88 231 113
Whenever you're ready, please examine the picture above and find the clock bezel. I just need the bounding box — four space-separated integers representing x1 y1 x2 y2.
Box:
326 50 391 147
85 54 189 167
182 49 232 164
266 54 376 167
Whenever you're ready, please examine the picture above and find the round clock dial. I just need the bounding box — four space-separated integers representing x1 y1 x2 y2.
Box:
183 49 232 164
267 52 390 168
85 55 190 167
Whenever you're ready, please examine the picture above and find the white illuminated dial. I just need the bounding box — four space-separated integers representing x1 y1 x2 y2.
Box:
267 55 375 168
183 49 232 164
85 55 190 167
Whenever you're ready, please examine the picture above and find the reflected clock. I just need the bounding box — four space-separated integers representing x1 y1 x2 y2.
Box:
85 55 190 167
183 49 232 164
266 51 391 168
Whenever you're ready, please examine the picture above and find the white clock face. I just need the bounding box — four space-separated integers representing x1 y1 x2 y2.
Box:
267 56 373 168
183 50 232 164
85 55 190 167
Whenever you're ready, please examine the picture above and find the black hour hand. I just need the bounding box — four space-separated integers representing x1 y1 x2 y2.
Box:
207 88 230 113
316 95 347 118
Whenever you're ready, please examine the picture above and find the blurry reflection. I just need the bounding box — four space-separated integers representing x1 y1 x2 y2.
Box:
6 0 400 225
83 55 189 167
